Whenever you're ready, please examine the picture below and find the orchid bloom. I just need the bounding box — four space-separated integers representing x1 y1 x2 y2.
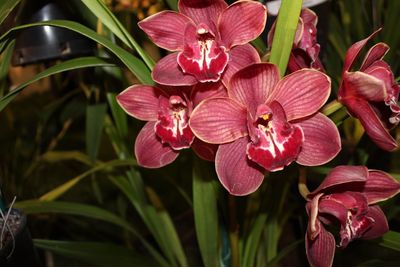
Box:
338 29 400 151
305 166 400 267
189 63 341 195
116 83 226 168
268 8 325 73
138 0 266 86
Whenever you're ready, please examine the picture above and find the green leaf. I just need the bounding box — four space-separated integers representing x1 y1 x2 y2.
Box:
0 57 115 112
86 103 107 162
107 93 128 142
193 160 219 267
0 40 14 97
40 150 93 166
241 214 267 267
164 0 178 11
379 231 400 251
0 20 153 84
80 0 155 70
0 0 20 25
34 240 157 267
269 0 302 76
266 240 303 267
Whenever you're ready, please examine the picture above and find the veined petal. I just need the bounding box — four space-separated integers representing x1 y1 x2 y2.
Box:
218 1 267 48
191 138 218 161
360 42 390 71
138 11 191 51
229 63 280 115
178 0 228 33
341 98 398 151
294 113 341 166
306 222 335 267
152 53 198 86
216 137 265 196
221 44 261 88
343 71 387 101
318 198 349 225
361 205 389 240
116 85 166 121
189 98 248 144
269 69 331 121
363 170 400 204
191 81 227 107
135 122 179 168
309 166 368 196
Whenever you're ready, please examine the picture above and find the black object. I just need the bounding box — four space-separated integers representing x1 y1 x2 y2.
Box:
0 208 41 267
12 0 95 66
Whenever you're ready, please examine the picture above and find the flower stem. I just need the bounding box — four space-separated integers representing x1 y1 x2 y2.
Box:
298 168 310 200
228 195 239 267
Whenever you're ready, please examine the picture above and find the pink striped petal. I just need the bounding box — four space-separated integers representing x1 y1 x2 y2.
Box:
229 63 280 115
342 98 398 151
178 0 227 33
294 113 341 166
152 53 198 86
218 1 267 48
191 81 227 107
116 85 165 121
361 205 389 240
363 170 400 204
191 138 218 161
189 98 248 144
360 42 390 71
221 44 261 87
343 71 387 102
135 122 179 168
216 137 265 196
269 69 331 121
309 166 368 196
306 222 335 267
138 11 191 51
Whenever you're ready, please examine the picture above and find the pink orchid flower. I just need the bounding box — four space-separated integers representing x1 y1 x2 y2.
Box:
305 166 400 267
116 83 226 168
138 0 266 86
268 8 325 73
338 29 400 151
189 63 341 195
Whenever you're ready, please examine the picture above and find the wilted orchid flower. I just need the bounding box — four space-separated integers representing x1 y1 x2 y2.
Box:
268 8 325 72
305 166 400 267
116 83 226 168
189 63 340 195
138 0 266 86
338 29 400 151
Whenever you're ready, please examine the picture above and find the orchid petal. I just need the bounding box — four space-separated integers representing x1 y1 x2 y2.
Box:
269 69 331 121
216 137 265 196
363 170 400 204
218 1 267 48
221 44 261 88
189 98 248 144
116 85 165 121
341 98 398 151
229 63 280 115
343 71 387 102
135 122 179 168
178 0 227 33
294 113 341 166
361 205 389 239
152 53 198 86
360 42 390 71
306 222 335 267
191 81 227 107
309 166 368 196
318 198 349 225
138 11 191 51
191 138 218 161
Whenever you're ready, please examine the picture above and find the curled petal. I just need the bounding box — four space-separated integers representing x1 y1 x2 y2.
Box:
221 44 261 88
191 81 227 107
294 113 341 166
318 198 349 226
135 122 179 168
269 69 331 121
229 63 280 115
361 205 389 240
343 71 387 102
189 98 248 144
218 1 267 48
116 85 165 121
191 138 218 161
138 11 191 51
306 221 336 267
152 53 198 86
216 137 265 196
360 42 390 71
363 170 400 204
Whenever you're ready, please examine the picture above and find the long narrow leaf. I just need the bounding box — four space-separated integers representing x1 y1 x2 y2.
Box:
241 214 267 267
0 40 14 97
378 231 400 251
86 103 107 162
0 0 20 25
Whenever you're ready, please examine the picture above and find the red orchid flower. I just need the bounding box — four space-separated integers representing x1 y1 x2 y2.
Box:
138 0 266 86
305 166 400 267
189 63 341 195
338 29 400 151
116 83 226 168
268 8 325 73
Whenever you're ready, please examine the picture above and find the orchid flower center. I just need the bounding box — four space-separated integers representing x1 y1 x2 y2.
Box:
177 23 229 82
339 208 375 248
246 101 304 172
155 95 195 150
